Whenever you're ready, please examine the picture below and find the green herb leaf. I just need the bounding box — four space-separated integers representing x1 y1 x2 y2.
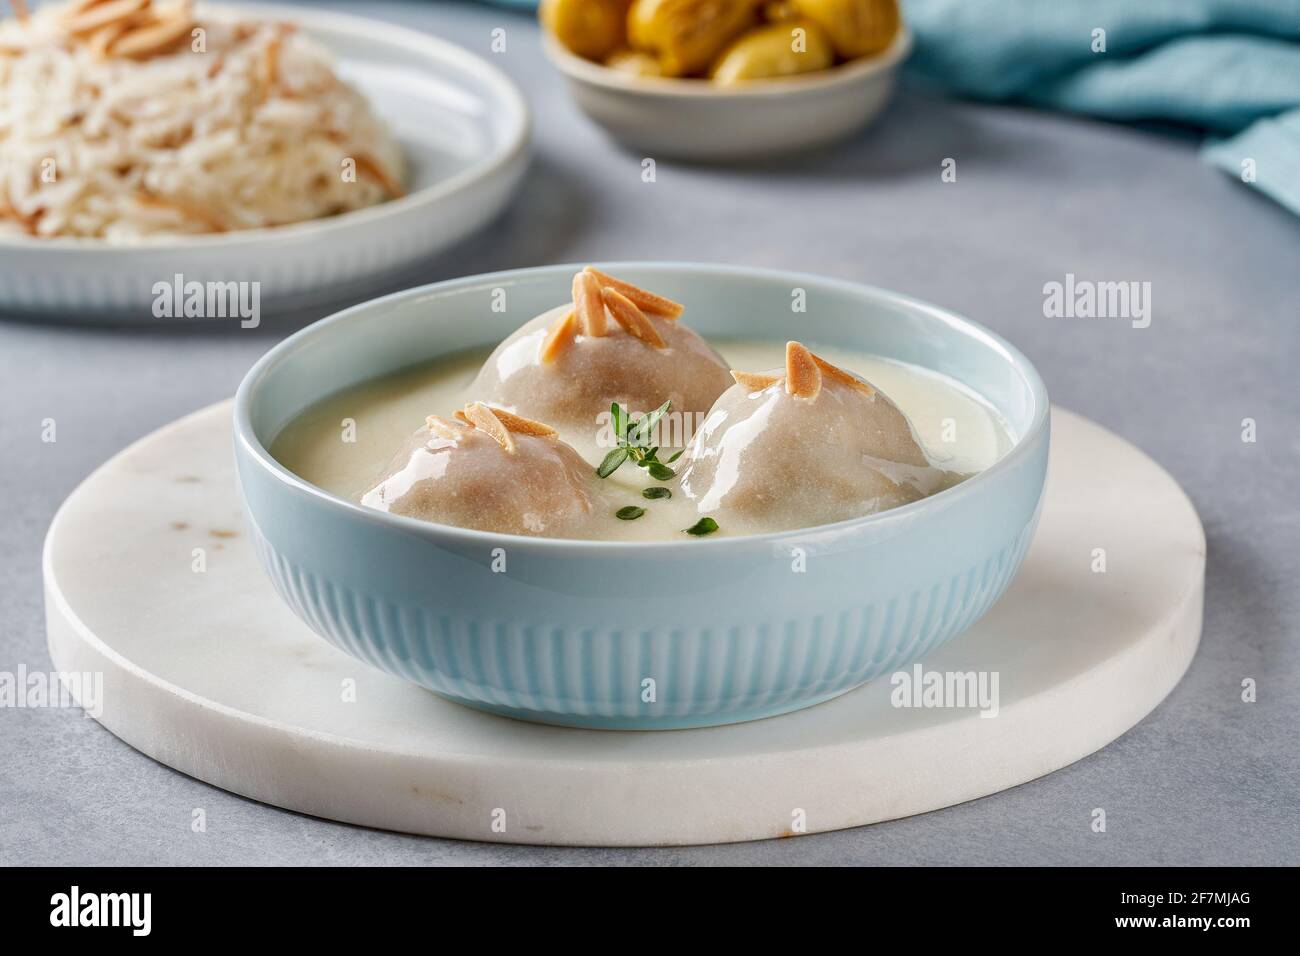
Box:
684 517 719 537
633 400 671 446
647 462 676 481
642 487 672 500
610 403 627 442
665 449 685 463
616 506 646 521
596 447 629 479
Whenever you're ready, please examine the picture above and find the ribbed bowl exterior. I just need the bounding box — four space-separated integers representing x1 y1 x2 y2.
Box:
247 515 1040 728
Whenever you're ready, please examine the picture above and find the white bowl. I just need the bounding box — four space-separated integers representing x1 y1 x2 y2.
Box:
0 3 529 322
542 27 911 161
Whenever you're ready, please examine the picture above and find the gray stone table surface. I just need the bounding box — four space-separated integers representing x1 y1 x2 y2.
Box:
1 1 1297 866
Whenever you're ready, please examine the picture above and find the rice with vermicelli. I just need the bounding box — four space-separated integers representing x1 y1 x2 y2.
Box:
0 1 404 241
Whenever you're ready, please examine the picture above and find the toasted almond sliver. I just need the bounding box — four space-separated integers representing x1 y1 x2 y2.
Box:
85 18 133 58
458 403 515 453
62 0 149 36
539 308 577 364
261 35 280 88
812 353 875 396
731 370 781 392
490 407 557 437
571 270 607 337
424 415 463 441
601 287 666 349
784 341 822 399
353 154 405 199
583 267 683 319
110 13 193 59
12 0 29 23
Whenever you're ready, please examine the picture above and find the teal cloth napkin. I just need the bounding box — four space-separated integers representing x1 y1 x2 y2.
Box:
904 0 1300 215
489 0 1300 213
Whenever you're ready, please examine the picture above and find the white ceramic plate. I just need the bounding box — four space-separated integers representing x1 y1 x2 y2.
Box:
0 3 530 322
542 27 911 161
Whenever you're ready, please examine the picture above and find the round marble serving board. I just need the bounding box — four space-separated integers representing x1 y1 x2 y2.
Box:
44 401 1204 847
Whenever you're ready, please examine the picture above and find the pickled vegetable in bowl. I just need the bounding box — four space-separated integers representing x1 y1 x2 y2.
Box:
540 0 901 86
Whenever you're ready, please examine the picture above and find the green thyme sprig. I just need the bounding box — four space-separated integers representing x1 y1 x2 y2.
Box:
596 401 684 480
597 402 720 536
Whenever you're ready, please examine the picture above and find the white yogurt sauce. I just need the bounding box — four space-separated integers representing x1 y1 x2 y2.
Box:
271 340 1014 540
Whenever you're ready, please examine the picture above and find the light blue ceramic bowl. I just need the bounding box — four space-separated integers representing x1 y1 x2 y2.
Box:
234 263 1049 729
